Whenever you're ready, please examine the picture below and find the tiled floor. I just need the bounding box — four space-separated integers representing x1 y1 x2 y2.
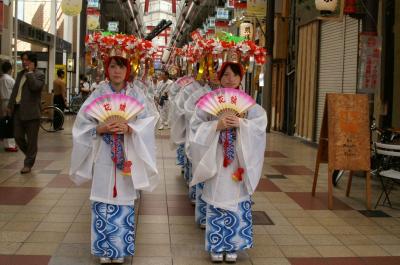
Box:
0 116 399 265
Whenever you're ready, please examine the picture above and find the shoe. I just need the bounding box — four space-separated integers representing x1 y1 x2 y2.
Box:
5 147 18 152
20 166 31 174
210 252 223 263
158 125 164 130
225 252 238 263
99 257 111 264
111 257 124 263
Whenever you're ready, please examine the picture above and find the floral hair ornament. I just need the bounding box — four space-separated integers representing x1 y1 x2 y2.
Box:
85 32 156 80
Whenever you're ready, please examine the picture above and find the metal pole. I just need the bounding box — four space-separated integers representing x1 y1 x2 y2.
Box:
263 0 274 132
14 0 19 70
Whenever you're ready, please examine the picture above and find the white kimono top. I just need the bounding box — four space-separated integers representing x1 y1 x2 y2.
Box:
183 84 211 160
189 103 267 211
170 77 201 146
69 82 160 206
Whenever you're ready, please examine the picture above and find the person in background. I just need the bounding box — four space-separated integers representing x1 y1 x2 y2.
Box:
90 75 102 92
53 69 66 130
156 70 172 130
53 69 67 111
189 61 267 263
80 76 90 99
0 61 17 152
7 52 45 174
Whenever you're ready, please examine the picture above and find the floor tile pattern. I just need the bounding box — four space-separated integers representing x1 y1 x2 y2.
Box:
0 116 399 264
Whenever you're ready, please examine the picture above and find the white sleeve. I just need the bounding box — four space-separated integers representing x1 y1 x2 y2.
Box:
236 104 268 194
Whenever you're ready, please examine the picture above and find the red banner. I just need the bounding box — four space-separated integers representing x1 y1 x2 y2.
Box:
172 0 176 14
144 0 149 14
234 0 247 9
215 21 229 27
0 2 3 32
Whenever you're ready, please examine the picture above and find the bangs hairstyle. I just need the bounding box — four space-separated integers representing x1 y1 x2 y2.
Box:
105 56 131 81
217 62 244 81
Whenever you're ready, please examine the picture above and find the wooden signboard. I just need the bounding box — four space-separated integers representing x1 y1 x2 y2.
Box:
312 93 371 209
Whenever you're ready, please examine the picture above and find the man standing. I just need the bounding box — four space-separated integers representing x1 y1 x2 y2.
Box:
7 52 45 174
156 70 172 130
0 61 17 152
90 75 101 92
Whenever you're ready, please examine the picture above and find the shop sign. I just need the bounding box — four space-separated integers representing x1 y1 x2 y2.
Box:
108 21 119 32
216 8 230 20
247 0 266 17
208 17 215 28
358 34 381 94
87 8 100 30
239 22 254 40
87 0 100 9
226 0 235 8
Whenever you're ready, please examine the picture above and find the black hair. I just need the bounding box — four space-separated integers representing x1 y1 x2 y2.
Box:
110 57 128 67
1 61 12 73
21 51 38 68
219 62 242 80
57 69 65 78
163 70 169 77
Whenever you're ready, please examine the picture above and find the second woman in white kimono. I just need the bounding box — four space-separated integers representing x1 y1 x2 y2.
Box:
189 62 267 263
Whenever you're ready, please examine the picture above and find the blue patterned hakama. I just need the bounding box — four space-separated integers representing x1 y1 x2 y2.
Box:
206 200 253 253
91 202 135 259
195 183 207 226
183 157 196 202
176 144 185 167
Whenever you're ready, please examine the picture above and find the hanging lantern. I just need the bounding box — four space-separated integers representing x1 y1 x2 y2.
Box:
344 0 357 15
315 0 338 14
61 0 82 16
239 22 254 41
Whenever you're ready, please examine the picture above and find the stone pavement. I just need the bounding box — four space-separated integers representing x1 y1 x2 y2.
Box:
0 116 399 265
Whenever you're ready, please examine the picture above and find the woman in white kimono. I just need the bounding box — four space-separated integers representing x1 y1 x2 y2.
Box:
70 56 159 264
189 62 267 263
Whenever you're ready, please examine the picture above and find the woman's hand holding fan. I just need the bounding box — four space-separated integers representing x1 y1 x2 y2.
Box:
217 114 240 131
96 122 132 135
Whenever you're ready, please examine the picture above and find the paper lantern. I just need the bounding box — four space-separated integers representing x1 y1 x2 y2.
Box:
162 49 171 63
61 0 82 16
239 22 253 41
315 0 338 14
344 0 357 14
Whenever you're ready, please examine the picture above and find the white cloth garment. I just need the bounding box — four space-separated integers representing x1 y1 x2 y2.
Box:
133 79 158 115
183 84 211 161
169 77 199 145
69 82 160 206
0 73 15 114
189 103 267 211
0 73 16 148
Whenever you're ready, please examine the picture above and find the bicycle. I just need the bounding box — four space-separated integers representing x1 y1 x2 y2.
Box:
40 102 64 132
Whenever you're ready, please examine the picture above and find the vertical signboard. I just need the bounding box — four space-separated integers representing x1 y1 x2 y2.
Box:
358 33 381 94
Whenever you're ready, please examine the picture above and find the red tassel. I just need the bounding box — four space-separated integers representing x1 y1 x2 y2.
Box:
113 134 118 198
223 130 229 167
232 167 244 182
